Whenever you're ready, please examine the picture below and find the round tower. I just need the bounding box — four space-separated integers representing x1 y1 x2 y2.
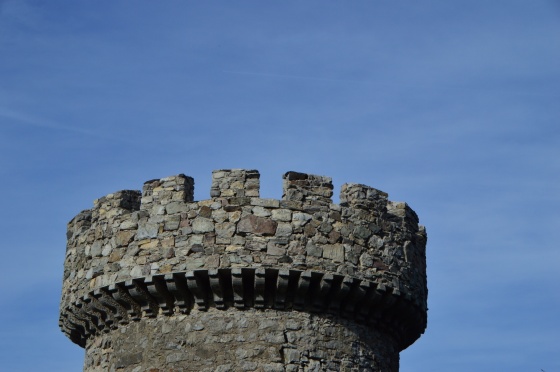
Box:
60 169 427 371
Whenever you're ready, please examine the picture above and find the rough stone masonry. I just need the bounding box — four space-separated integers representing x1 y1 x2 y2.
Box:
59 169 427 371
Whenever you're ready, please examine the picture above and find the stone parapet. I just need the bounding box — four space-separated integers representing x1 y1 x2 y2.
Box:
60 169 427 371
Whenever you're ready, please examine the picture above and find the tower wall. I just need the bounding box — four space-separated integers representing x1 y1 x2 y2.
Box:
60 169 427 371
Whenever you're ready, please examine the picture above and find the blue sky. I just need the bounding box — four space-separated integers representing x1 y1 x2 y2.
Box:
0 1 558 371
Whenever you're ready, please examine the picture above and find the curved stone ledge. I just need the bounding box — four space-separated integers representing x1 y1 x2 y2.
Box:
60 267 426 351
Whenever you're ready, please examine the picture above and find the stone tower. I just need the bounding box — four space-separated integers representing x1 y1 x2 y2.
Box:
59 169 427 371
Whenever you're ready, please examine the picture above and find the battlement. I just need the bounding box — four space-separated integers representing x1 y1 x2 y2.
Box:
92 190 141 221
282 171 333 206
141 174 194 210
210 169 260 198
60 169 427 371
67 169 399 225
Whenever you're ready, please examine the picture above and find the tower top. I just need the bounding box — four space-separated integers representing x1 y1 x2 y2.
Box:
60 169 427 371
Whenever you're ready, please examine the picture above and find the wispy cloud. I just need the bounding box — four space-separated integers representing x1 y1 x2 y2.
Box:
0 106 141 145
222 69 366 84
0 106 95 135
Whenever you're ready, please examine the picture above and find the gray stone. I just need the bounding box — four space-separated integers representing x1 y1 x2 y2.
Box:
360 252 374 267
192 218 214 233
101 244 112 257
252 206 271 217
353 225 372 239
284 348 300 363
267 243 286 256
369 235 384 249
271 209 292 221
90 241 102 257
115 353 143 368
166 353 188 363
130 265 143 277
215 222 236 238
137 223 158 239
185 258 205 270
323 244 344 262
292 212 312 227
251 198 280 208
120 220 138 230
275 222 293 237
212 209 228 223
306 241 323 257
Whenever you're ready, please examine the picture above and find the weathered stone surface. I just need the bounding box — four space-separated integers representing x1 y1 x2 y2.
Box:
137 223 158 239
353 225 373 240
192 218 214 233
90 241 102 257
83 310 399 372
323 244 345 262
292 212 312 227
305 241 323 257
165 201 188 215
271 208 291 221
115 230 135 247
252 206 271 217
119 219 137 230
237 214 278 236
215 222 235 238
251 198 279 208
275 222 292 238
266 242 286 256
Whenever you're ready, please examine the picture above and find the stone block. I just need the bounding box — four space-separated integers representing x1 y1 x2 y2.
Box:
192 218 214 233
323 244 344 262
237 214 277 236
